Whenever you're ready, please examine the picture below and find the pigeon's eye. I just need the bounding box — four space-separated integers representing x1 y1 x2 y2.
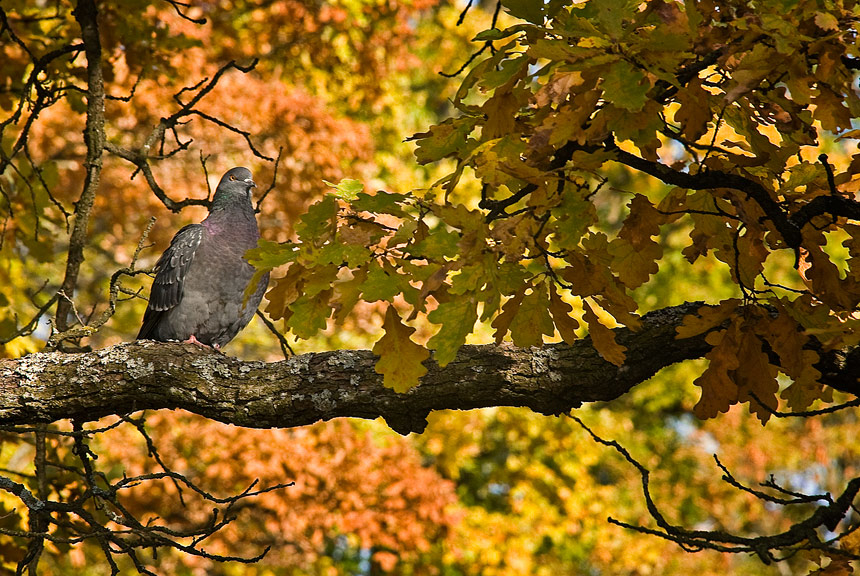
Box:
230 175 236 181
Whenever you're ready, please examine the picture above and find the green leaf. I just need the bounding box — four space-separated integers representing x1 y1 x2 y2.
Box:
502 0 544 24
302 264 340 297
428 298 478 367
474 28 507 42
351 191 408 217
245 239 299 269
411 118 478 164
480 55 529 91
602 60 649 112
286 290 333 339
373 306 430 392
323 178 364 201
550 183 597 250
361 260 401 302
317 241 372 268
407 227 461 260
296 195 338 245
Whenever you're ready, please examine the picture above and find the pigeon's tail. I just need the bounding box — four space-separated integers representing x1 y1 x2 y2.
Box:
137 309 163 341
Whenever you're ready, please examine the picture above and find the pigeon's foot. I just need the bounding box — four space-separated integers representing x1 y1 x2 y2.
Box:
184 335 208 347
182 335 224 353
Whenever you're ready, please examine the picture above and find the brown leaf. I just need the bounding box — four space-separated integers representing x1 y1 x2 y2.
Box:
693 323 741 420
491 289 525 345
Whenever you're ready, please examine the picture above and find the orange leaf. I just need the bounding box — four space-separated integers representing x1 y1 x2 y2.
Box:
264 264 306 320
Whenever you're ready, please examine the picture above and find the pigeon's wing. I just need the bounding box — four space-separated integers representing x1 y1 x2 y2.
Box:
137 224 204 339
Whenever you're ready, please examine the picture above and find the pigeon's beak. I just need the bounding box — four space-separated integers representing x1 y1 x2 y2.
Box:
244 178 257 188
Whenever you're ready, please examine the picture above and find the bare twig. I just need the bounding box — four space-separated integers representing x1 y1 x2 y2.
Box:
162 0 206 24
255 309 295 358
255 146 283 212
568 413 860 564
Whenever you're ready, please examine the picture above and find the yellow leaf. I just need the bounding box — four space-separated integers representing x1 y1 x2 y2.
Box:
754 303 824 411
373 306 430 393
332 267 368 324
734 229 767 288
813 86 853 133
779 352 825 411
562 238 641 330
483 86 527 139
584 300 626 366
674 76 711 141
799 241 860 310
608 237 661 289
548 284 579 345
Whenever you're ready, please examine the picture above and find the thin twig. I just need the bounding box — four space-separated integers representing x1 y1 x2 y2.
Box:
256 309 294 358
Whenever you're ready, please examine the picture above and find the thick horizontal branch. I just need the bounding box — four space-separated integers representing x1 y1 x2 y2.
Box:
1 304 712 434
2 302 858 434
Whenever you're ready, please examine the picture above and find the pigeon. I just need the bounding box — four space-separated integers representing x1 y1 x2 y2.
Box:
137 167 270 349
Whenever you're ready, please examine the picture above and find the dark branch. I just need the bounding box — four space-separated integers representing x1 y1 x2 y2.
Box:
571 415 860 564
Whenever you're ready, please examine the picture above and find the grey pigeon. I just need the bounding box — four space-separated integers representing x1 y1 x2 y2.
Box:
137 167 270 349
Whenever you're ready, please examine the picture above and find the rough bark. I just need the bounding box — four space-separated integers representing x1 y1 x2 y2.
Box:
3 301 858 434
56 0 106 333
0 303 713 434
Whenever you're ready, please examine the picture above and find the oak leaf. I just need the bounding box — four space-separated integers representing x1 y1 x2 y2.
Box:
676 299 739 339
373 306 430 393
693 324 741 420
286 289 333 339
548 284 580 345
428 297 478 367
733 328 779 424
508 284 555 348
492 289 525 345
583 300 626 366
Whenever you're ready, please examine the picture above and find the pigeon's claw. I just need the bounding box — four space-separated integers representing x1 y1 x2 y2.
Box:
184 335 208 347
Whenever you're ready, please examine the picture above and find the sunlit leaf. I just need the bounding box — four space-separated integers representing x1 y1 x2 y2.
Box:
373 306 430 392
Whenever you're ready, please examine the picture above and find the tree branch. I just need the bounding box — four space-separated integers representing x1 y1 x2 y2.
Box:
1 303 713 435
55 0 105 336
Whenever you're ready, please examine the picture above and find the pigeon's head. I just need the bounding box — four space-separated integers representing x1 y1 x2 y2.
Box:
211 167 257 210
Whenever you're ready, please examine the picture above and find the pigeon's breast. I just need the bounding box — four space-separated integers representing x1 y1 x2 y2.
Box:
176 218 263 345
